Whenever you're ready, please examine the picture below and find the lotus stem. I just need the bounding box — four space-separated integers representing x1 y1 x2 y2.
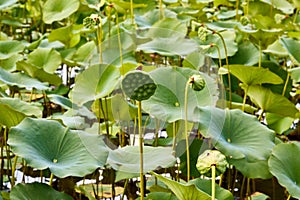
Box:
137 101 144 199
236 0 239 20
211 165 216 200
287 194 291 200
294 8 299 23
184 81 190 182
159 0 164 19
282 65 290 96
242 86 248 112
49 173 54 186
97 18 103 64
11 155 18 187
130 0 134 25
116 13 124 75
258 41 262 68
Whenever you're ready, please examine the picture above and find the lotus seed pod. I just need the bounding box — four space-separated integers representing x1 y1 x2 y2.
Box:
189 74 206 91
240 16 250 26
196 150 228 176
83 14 101 28
198 26 208 42
121 70 157 101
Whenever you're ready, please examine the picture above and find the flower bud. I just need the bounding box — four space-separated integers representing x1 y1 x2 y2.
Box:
189 74 206 91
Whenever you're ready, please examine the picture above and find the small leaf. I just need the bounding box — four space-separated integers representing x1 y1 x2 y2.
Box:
269 142 300 199
0 40 24 59
266 113 294 134
48 25 82 48
43 0 80 24
280 37 300 64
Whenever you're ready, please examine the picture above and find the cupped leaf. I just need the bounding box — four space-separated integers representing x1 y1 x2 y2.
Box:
190 178 234 200
107 146 176 181
243 85 298 118
151 172 211 200
228 41 259 66
142 67 218 122
10 182 73 200
264 40 288 57
0 68 49 90
226 65 283 86
266 113 294 134
269 142 300 199
289 67 300 82
193 106 275 178
43 0 80 24
260 0 294 14
0 40 24 59
48 25 82 48
137 37 199 56
70 64 120 106
27 48 61 73
17 61 62 86
8 118 109 178
0 104 25 128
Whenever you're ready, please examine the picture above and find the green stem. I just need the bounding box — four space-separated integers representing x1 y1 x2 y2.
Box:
236 0 239 20
242 86 248 112
287 194 291 200
49 173 54 186
11 155 18 187
258 110 264 121
282 67 290 96
258 41 262 68
130 0 134 25
172 121 177 151
97 19 103 64
116 13 124 74
137 101 144 199
184 81 190 182
121 179 128 200
159 0 164 19
211 165 216 200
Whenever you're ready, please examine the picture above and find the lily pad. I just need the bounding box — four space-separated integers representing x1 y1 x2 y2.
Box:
107 146 176 181
70 64 120 106
43 0 80 24
142 67 218 122
268 142 300 199
280 37 300 64
8 118 109 178
10 182 73 200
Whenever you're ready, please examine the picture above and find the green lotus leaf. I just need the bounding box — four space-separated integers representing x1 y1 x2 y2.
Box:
0 40 24 60
242 85 298 118
0 54 22 71
0 68 49 90
268 142 300 199
280 37 300 64
260 0 294 14
107 146 176 181
27 48 61 73
226 65 283 86
8 118 109 178
228 41 259 66
16 60 62 86
0 0 17 10
70 64 120 106
266 113 294 134
0 103 25 128
43 0 80 24
144 192 177 200
137 37 199 56
145 18 187 38
193 106 275 178
190 178 234 200
142 67 218 122
151 172 211 200
264 40 288 57
10 182 73 200
289 67 300 82
48 25 82 48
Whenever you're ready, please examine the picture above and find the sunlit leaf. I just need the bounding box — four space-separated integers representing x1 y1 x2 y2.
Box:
0 0 17 10
226 65 283 85
8 118 109 178
48 25 82 48
264 40 288 57
266 113 294 134
10 182 73 200
280 37 300 64
70 64 120 106
143 67 218 122
43 0 80 24
243 85 298 118
269 142 300 199
260 0 294 14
